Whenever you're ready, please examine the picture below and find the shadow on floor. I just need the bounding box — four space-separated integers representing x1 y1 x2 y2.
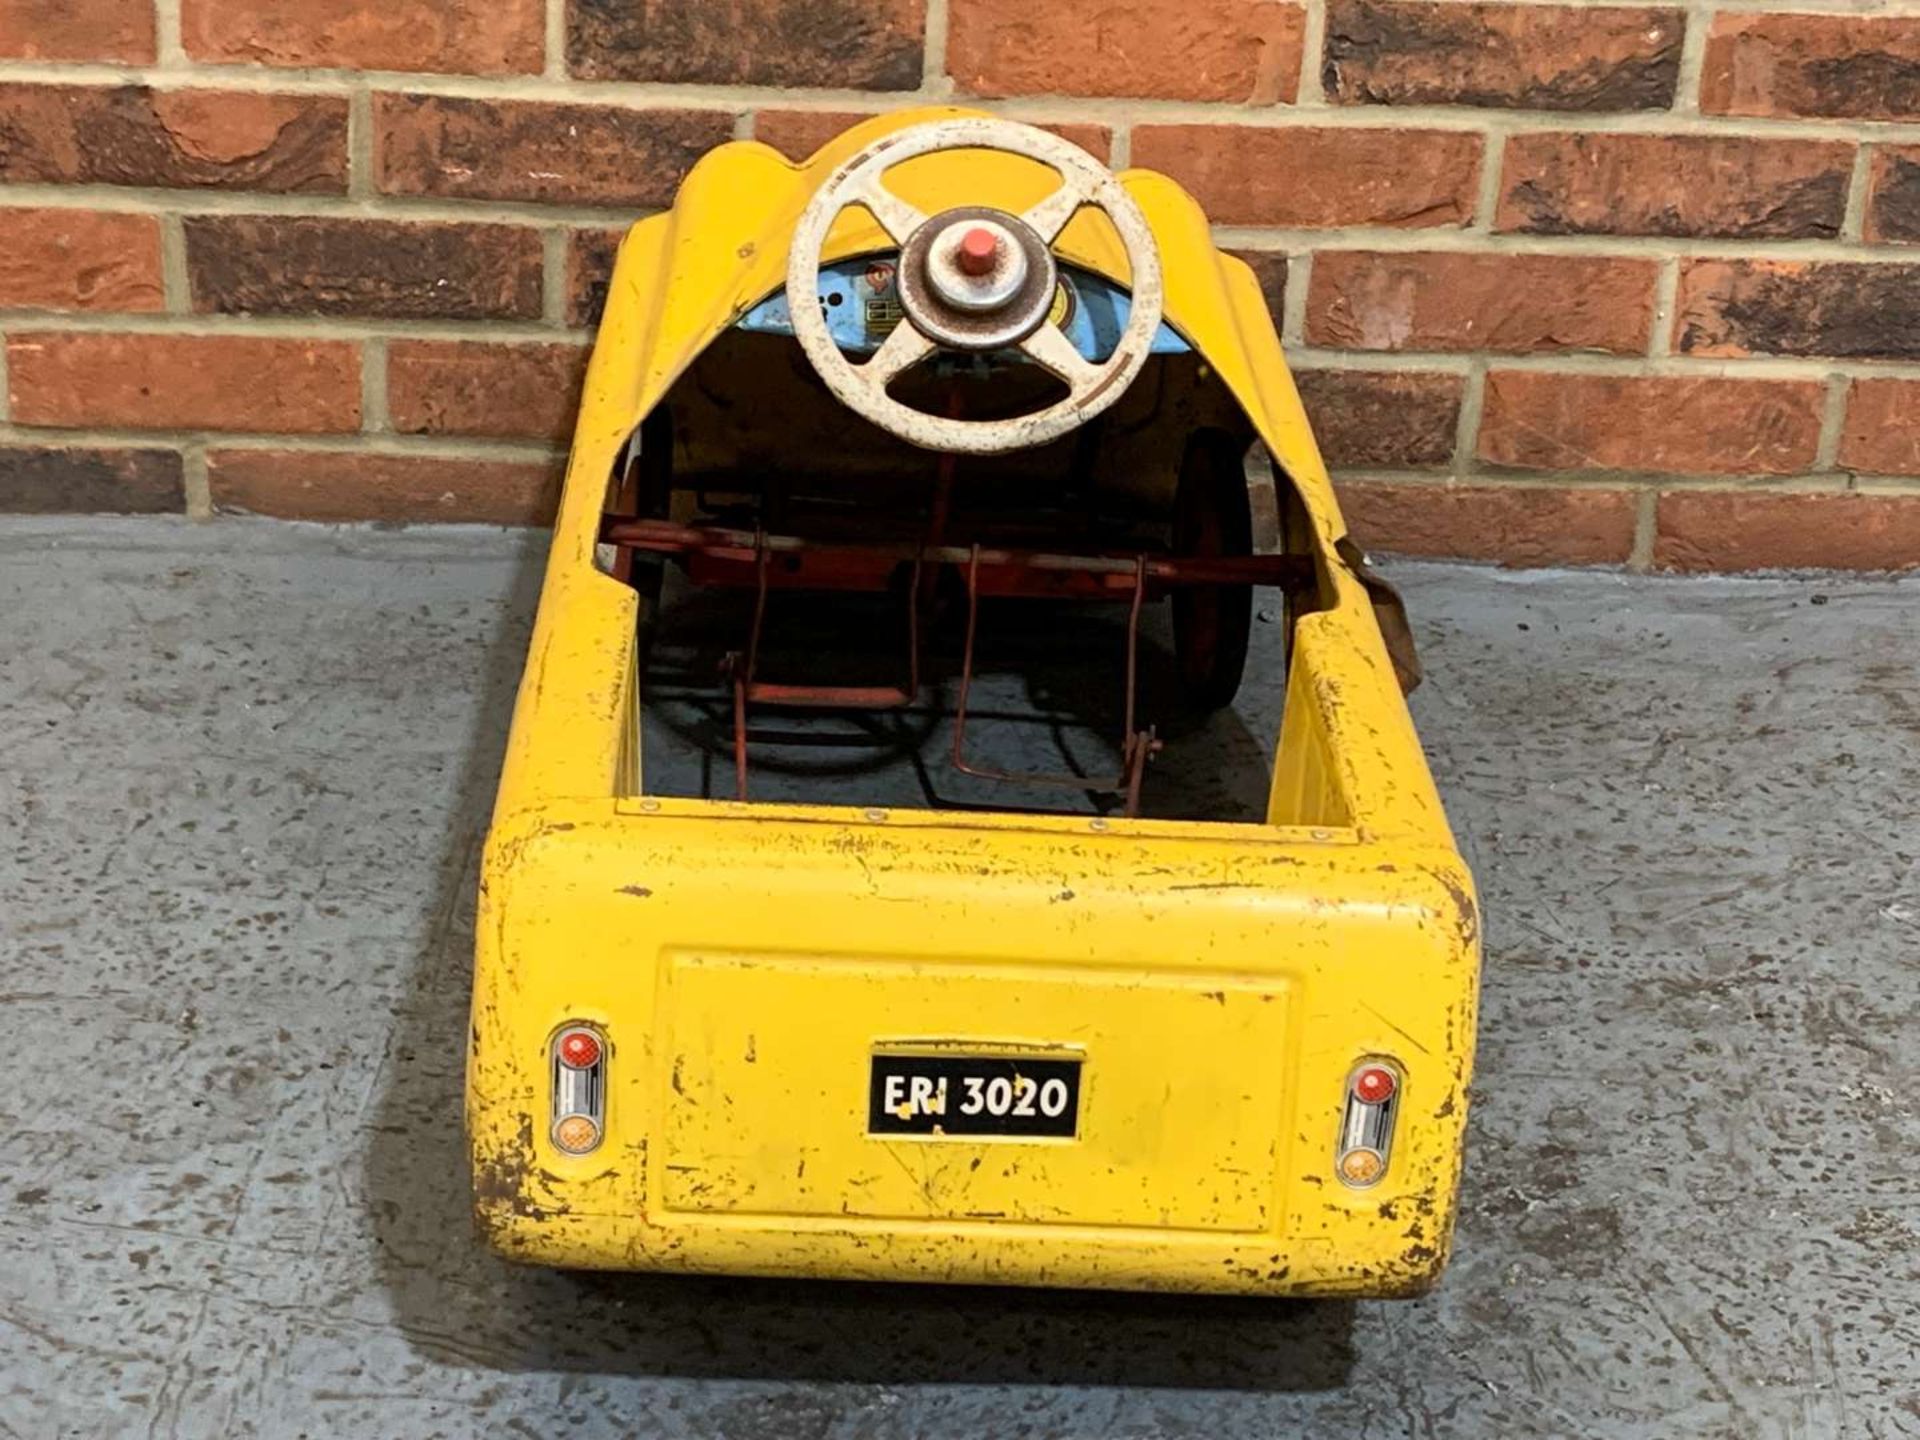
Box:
362 559 1349 1393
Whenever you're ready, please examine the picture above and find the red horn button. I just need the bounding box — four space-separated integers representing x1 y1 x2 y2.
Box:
957 227 1000 276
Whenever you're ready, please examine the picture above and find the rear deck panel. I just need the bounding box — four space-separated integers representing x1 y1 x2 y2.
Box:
469 806 1476 1294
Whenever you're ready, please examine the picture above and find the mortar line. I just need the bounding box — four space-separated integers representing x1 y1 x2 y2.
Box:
0 422 565 461
360 337 388 434
158 213 191 312
1337 468 1878 495
1286 350 1903 380
1328 468 1661 491
4 418 1904 497
1473 127 1507 232
544 0 567 80
541 228 570 325
1647 257 1681 359
0 311 598 343
1451 361 1488 484
1298 0 1329 107
1674 1 1713 117
9 185 1917 263
0 185 661 227
1841 144 1875 242
1814 372 1850 475
0 333 10 423
182 442 212 518
347 87 375 201
153 0 184 69
1644 475 1865 494
1108 121 1132 170
922 0 954 99
8 60 1920 142
1281 251 1312 350
8 305 1912 379
1628 490 1658 570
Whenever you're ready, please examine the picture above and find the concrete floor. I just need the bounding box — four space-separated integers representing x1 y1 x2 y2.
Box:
2 516 1916 1439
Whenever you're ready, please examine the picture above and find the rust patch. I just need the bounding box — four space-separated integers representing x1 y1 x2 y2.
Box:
616 883 653 898
1431 865 1481 953
471 1115 555 1242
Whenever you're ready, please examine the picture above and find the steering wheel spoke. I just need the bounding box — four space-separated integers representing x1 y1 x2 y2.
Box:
861 321 937 386
850 177 931 245
1020 174 1094 244
1019 322 1099 392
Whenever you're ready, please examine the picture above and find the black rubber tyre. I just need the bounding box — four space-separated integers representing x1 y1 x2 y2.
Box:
1170 432 1255 712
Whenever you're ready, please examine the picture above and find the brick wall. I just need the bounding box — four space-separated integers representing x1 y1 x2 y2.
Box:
3 0 1919 570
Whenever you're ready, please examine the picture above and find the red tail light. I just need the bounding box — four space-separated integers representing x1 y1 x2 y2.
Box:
1352 1065 1396 1105
550 1024 606 1154
558 1029 601 1069
1336 1059 1401 1189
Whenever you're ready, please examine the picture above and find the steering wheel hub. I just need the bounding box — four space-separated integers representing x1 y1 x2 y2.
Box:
898 206 1056 350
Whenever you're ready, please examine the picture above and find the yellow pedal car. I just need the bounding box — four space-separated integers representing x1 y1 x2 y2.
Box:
468 109 1480 1296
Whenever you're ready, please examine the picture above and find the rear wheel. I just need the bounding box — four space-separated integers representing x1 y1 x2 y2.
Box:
1170 432 1254 712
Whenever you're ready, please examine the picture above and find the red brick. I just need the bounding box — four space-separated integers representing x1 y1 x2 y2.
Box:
1325 0 1682 111
186 216 544 321
1498 132 1851 239
0 446 182 513
0 210 165 313
1701 15 1920 122
1306 251 1655 355
1337 481 1636 565
948 0 1305 103
1654 491 1920 572
1479 372 1823 477
8 333 361 434
565 226 626 328
1866 146 1920 245
1673 260 1920 362
0 0 153 61
0 85 347 194
1228 249 1290 325
1840 381 1920 477
1132 125 1480 228
375 95 733 209
388 342 589 444
752 109 1111 163
183 0 542 74
207 450 562 525
1295 369 1462 468
569 0 924 89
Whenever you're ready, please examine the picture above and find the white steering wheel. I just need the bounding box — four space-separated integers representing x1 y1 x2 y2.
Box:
784 116 1165 456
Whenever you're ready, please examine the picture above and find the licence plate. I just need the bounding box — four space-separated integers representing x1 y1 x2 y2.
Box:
868 1052 1082 1138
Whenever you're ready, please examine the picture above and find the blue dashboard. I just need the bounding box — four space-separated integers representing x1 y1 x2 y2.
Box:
739 253 1190 361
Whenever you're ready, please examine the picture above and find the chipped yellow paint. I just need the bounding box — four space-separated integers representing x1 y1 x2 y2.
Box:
468 108 1480 1296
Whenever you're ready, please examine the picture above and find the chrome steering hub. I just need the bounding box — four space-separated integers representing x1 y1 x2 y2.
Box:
898 206 1057 352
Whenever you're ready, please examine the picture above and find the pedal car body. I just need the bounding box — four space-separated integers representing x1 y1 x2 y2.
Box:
468 108 1480 1296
